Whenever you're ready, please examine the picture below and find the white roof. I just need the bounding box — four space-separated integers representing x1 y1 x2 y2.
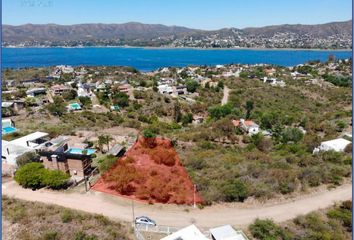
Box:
209 225 248 240
2 102 14 108
11 132 49 147
161 225 208 240
321 138 351 151
2 140 34 165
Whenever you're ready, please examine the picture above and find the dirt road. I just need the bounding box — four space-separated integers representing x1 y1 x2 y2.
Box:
2 181 352 228
221 86 230 105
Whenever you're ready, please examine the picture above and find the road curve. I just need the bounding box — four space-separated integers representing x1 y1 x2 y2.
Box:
2 181 352 228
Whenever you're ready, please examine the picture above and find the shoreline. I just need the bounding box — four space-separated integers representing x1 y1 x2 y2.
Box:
3 45 352 52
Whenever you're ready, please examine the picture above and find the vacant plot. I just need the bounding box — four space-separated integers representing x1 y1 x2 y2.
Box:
92 136 203 204
2 195 133 240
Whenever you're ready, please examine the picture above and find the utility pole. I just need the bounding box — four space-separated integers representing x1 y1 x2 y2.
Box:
193 184 196 208
131 200 135 225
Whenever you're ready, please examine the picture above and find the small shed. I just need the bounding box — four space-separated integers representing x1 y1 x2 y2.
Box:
108 144 125 157
209 225 248 240
314 138 351 153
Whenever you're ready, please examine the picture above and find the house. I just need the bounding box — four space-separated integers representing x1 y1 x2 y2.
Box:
50 84 72 96
118 84 130 93
158 84 173 94
265 68 276 76
2 140 35 175
262 77 286 87
193 115 204 125
2 101 25 116
39 136 93 179
174 85 187 95
161 224 209 240
2 118 17 135
313 138 351 154
5 80 16 87
232 119 260 135
209 225 248 240
1 132 50 175
26 87 47 97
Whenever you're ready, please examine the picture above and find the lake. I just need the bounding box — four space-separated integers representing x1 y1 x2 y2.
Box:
2 47 352 71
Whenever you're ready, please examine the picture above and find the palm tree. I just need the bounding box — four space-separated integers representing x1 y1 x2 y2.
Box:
104 135 114 151
98 135 106 153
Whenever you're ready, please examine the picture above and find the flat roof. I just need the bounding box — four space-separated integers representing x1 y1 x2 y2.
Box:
11 132 49 146
209 225 248 240
2 140 34 157
161 225 208 240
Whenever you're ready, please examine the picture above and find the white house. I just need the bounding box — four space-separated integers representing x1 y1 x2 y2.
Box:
209 225 249 240
313 138 351 154
160 224 208 240
263 77 286 87
26 87 47 97
232 119 260 135
158 84 173 94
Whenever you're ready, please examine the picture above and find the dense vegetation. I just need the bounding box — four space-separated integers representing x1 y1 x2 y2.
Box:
249 201 352 240
14 162 70 190
2 196 132 240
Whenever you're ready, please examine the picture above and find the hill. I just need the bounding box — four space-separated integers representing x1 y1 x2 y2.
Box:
3 20 352 49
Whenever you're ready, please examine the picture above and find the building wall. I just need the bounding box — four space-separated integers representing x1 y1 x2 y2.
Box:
41 156 69 173
67 158 91 177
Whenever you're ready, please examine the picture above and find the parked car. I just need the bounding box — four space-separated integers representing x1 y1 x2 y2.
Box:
135 216 156 226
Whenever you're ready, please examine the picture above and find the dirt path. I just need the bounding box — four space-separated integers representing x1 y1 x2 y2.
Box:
2 181 352 229
221 86 230 105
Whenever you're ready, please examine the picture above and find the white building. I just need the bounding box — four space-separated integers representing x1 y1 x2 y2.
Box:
209 225 249 240
158 84 173 94
313 138 351 154
161 225 208 240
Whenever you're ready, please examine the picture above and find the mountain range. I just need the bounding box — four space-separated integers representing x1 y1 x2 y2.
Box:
3 20 352 49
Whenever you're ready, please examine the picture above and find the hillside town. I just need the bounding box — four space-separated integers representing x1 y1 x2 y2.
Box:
2 54 352 239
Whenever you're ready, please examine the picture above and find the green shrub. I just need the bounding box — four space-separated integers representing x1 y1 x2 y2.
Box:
42 170 70 189
98 155 118 173
61 209 73 223
15 163 69 190
249 219 284 240
42 231 59 240
222 179 249 202
16 152 40 167
14 162 45 189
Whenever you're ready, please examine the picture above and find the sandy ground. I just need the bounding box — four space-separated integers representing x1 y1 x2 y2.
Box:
221 86 230 105
2 180 352 229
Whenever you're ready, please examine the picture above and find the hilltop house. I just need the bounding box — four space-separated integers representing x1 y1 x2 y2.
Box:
313 138 351 154
232 119 260 135
26 87 47 97
262 77 286 87
50 84 72 96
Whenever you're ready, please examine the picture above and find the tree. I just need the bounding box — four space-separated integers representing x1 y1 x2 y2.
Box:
244 100 254 119
281 128 304 144
14 162 70 190
173 101 182 122
14 162 45 189
47 96 66 117
98 134 114 152
186 80 199 93
42 170 70 189
62 89 77 101
16 152 40 167
112 92 129 107
78 96 92 108
181 113 193 125
208 104 233 119
222 179 248 202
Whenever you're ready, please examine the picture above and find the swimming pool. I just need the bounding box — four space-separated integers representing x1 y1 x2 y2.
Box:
2 126 17 135
66 148 96 155
69 103 81 110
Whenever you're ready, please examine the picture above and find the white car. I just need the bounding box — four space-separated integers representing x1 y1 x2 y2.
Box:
135 216 156 226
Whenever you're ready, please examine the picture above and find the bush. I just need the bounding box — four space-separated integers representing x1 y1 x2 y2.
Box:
42 170 70 189
249 219 284 240
222 179 249 202
42 231 59 240
98 155 118 173
15 163 70 190
16 152 40 167
14 162 45 189
208 104 233 119
281 128 304 144
61 209 73 223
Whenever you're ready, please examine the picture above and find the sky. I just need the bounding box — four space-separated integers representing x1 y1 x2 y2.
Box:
2 0 352 29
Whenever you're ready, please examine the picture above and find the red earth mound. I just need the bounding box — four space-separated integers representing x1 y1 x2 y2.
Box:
92 137 203 205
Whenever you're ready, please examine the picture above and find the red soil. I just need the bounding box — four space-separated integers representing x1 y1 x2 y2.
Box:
92 137 203 205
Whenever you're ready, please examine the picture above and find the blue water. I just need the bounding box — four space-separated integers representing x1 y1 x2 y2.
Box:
69 103 81 110
2 126 17 135
66 148 96 155
2 47 352 71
